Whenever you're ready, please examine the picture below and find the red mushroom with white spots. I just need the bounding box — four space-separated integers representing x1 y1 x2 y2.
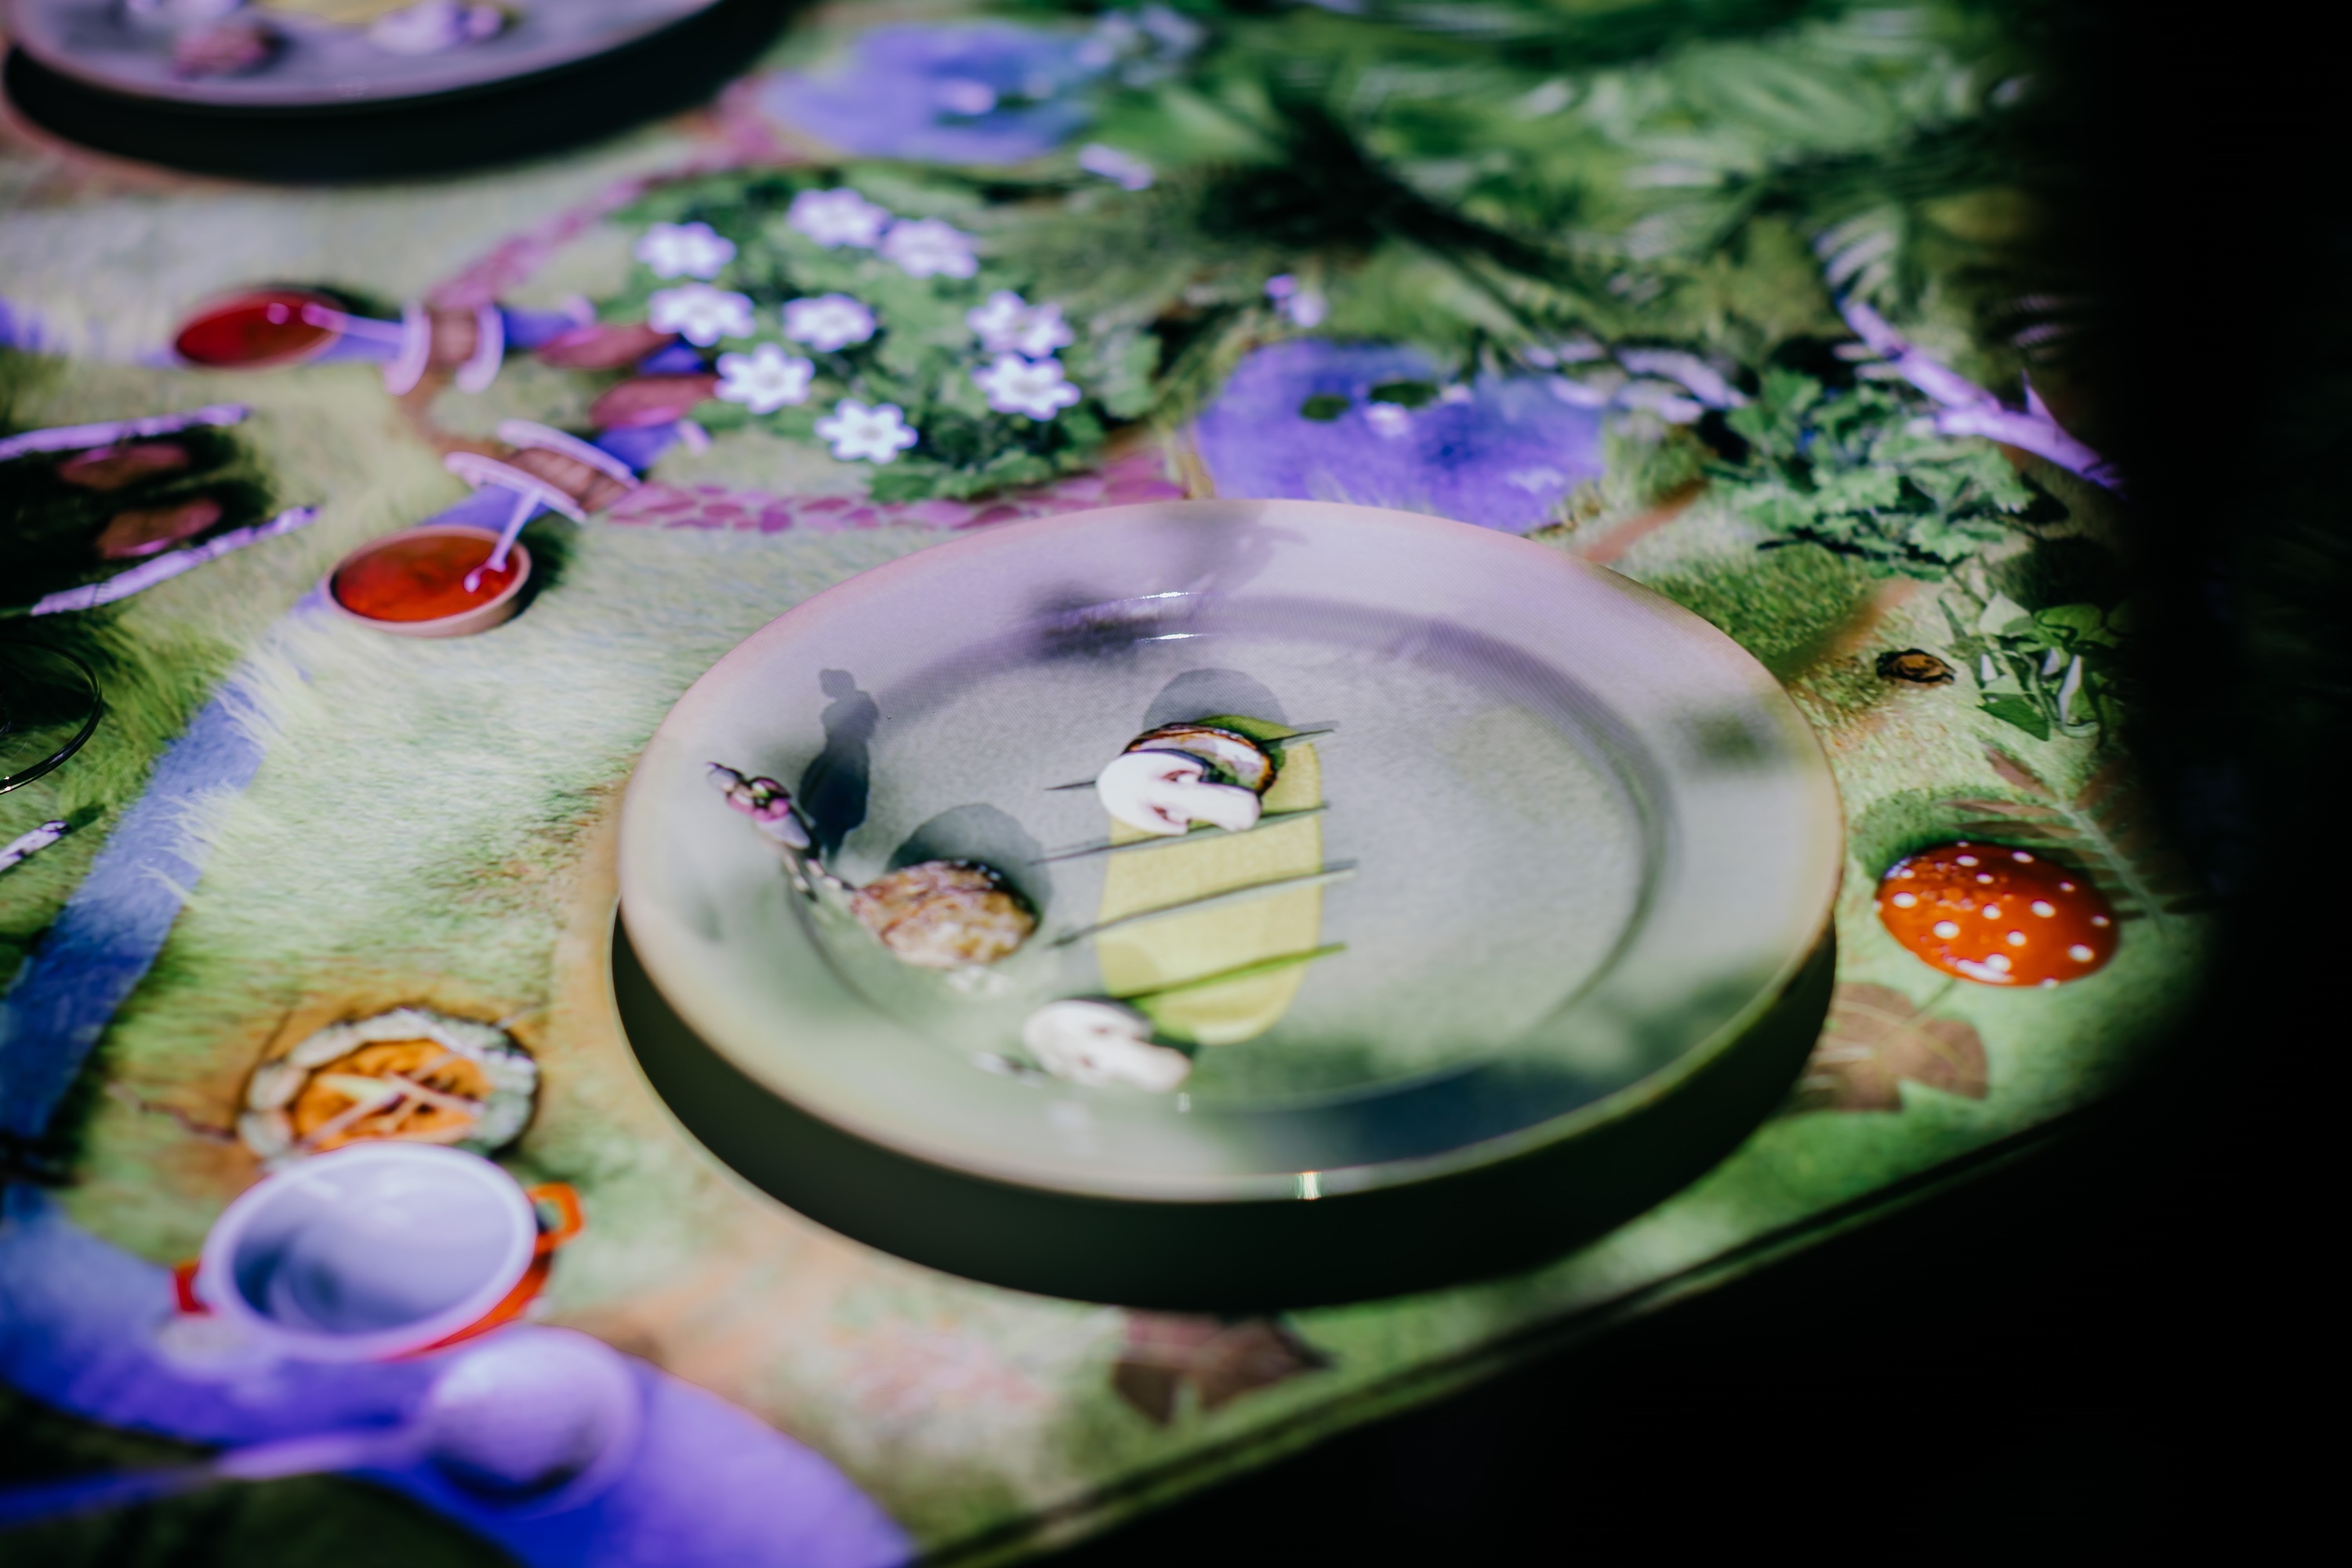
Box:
1875 841 2118 985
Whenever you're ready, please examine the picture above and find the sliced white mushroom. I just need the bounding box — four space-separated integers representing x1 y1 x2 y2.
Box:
1021 1000 1192 1091
1095 749 1263 837
1126 724 1275 793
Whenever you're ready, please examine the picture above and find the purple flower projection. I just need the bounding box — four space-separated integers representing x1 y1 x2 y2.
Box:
1192 341 1606 534
760 23 1098 165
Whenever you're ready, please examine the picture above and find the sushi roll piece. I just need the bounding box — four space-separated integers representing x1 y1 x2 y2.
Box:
238 1007 535 1165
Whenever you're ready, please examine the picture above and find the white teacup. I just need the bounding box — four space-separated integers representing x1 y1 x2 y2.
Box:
187 1143 582 1363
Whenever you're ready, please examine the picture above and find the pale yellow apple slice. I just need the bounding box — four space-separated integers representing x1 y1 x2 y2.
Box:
1092 720 1327 1047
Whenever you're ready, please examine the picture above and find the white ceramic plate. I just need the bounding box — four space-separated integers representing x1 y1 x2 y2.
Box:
618 500 1842 1214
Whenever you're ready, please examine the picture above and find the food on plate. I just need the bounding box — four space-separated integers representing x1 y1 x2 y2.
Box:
1094 721 1275 837
171 18 281 78
363 0 508 55
1124 722 1277 793
1020 999 1192 1091
850 861 1037 970
1087 715 1336 1051
256 0 513 53
709 763 1035 968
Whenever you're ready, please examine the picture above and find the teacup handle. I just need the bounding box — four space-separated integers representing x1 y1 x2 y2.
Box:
527 1182 585 1254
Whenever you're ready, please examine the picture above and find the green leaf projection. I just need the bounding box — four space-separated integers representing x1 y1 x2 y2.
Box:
569 0 2100 514
1709 365 2042 577
1053 0 2076 354
1928 589 2132 741
1947 750 2217 921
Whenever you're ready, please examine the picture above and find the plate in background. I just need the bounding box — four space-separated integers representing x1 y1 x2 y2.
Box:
2 0 719 110
0 638 103 795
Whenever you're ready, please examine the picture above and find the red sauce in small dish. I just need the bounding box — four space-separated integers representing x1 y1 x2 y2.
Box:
175 290 340 368
332 533 520 623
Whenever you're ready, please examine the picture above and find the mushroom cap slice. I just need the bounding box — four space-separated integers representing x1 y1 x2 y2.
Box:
1125 723 1276 793
1021 1000 1192 1091
1095 749 1265 837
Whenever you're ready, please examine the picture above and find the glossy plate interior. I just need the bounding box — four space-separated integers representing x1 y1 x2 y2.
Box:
618 500 1842 1204
2 0 717 110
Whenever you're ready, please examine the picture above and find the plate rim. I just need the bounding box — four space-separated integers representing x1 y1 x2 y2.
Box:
0 0 723 111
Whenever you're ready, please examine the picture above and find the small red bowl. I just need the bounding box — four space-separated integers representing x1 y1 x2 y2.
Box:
175 289 343 370
326 523 531 638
